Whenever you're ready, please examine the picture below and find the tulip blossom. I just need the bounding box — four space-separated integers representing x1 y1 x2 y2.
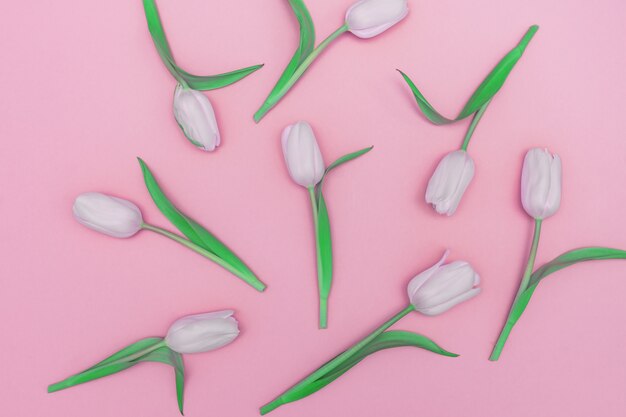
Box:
165 310 239 354
173 84 221 151
282 121 325 187
399 26 539 215
254 0 408 122
73 192 143 238
281 121 372 328
345 0 409 39
490 148 626 361
72 159 267 292
260 251 477 415
48 310 240 414
521 148 562 220
425 150 475 216
408 250 481 315
143 0 262 150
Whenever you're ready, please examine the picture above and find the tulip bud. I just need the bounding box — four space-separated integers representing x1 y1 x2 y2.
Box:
408 250 480 316
521 148 562 220
73 192 143 238
425 150 475 216
173 84 221 151
345 0 409 39
281 121 325 188
165 310 240 354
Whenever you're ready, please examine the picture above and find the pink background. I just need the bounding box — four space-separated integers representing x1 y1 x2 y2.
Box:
2 0 626 416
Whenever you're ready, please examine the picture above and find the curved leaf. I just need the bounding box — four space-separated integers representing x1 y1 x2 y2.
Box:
281 330 457 404
254 0 315 121
399 25 538 125
143 0 262 90
177 64 264 91
511 247 626 329
529 247 626 288
142 347 185 415
326 146 374 175
138 158 265 291
48 338 185 414
316 146 373 202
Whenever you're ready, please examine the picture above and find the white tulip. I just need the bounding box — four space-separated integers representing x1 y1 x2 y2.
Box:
73 192 143 238
425 150 475 216
281 121 325 188
173 84 220 151
521 148 562 220
408 250 480 316
165 310 239 354
345 0 409 39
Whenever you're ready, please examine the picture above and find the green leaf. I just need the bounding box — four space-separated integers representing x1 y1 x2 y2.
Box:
84 337 165 371
253 0 315 121
529 247 626 287
143 0 262 90
138 158 266 291
512 247 626 329
399 25 538 125
141 347 185 415
281 330 457 403
317 192 332 302
177 64 264 91
316 146 373 203
326 146 374 175
48 338 186 414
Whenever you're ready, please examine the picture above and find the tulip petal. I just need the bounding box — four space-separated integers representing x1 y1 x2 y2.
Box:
407 250 449 300
416 287 481 316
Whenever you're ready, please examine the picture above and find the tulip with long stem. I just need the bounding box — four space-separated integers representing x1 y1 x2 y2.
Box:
143 0 263 150
260 251 480 414
254 0 408 122
48 310 240 414
400 25 539 215
282 121 372 328
72 159 266 291
489 148 626 361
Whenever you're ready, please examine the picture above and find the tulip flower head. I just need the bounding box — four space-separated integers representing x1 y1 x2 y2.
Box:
521 148 562 220
49 308 241 414
165 310 240 354
73 192 143 238
425 150 475 216
282 121 325 188
408 250 481 316
345 0 409 39
173 84 221 152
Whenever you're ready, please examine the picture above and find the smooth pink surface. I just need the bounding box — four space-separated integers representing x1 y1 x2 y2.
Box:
2 1 626 416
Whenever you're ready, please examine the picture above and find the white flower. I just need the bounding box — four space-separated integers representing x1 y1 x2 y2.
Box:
345 0 409 39
173 84 220 151
408 251 480 316
73 192 143 238
425 150 475 216
281 121 325 187
165 310 240 354
521 148 562 220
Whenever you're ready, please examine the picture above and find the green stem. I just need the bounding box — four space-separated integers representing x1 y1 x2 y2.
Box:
308 187 327 329
260 305 415 414
48 340 167 393
460 99 491 151
489 218 542 361
254 24 349 122
141 223 266 292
